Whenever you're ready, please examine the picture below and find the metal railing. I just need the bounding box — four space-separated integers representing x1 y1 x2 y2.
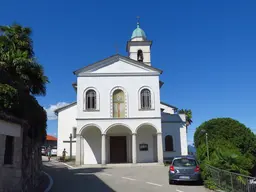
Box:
206 164 256 192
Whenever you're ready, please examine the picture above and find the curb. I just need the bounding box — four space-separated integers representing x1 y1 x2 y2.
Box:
42 171 53 192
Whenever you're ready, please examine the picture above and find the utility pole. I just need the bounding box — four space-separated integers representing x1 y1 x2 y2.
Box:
206 133 209 161
201 129 210 161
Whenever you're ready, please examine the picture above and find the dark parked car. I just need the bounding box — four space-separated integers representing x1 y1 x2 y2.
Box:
169 156 201 184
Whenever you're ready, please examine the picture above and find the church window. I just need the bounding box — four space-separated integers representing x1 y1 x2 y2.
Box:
113 89 125 118
140 89 151 109
73 127 77 139
4 136 14 164
86 90 96 110
165 135 174 151
137 49 143 62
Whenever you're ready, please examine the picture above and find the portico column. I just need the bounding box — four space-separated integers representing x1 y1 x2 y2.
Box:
101 134 106 165
157 132 164 164
132 133 137 164
75 134 81 165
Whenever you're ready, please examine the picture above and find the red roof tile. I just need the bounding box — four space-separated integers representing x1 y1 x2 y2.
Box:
46 135 57 141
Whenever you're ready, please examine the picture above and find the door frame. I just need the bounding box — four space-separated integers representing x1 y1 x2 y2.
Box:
109 136 127 163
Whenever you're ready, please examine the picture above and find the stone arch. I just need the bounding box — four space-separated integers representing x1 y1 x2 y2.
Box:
135 123 158 163
79 123 102 135
104 123 133 135
83 87 100 111
137 49 143 62
135 122 158 134
138 86 155 110
80 123 102 164
110 86 128 118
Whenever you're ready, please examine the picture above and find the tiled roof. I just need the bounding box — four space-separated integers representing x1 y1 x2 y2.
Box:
46 135 57 141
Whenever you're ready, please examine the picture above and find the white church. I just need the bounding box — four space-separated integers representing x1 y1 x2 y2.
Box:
55 21 188 165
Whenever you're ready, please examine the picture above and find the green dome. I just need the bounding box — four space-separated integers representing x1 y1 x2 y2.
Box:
131 22 147 39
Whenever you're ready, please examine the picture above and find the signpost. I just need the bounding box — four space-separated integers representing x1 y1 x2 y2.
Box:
63 133 76 159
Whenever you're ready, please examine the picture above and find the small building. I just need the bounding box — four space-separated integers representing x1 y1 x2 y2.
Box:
44 135 57 147
0 112 24 191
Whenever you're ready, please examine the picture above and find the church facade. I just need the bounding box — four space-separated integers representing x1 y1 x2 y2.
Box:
55 22 188 165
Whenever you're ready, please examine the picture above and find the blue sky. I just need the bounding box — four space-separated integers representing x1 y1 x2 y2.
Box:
1 0 256 144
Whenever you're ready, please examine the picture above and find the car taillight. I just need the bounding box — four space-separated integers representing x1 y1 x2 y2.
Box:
195 165 200 172
170 165 175 171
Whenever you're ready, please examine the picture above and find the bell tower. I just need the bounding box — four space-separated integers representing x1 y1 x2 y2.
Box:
126 17 152 66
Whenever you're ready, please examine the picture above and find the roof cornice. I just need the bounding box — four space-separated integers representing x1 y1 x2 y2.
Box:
54 102 77 115
73 54 162 76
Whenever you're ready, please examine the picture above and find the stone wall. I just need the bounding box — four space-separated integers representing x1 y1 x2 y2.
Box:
20 129 42 192
0 121 23 192
0 118 43 192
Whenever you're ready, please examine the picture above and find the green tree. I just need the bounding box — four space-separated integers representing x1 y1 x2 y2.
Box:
178 109 193 131
0 24 49 141
0 24 48 95
194 118 256 176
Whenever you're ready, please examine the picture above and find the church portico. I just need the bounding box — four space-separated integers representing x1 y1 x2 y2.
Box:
105 124 132 164
136 124 158 163
76 121 163 165
77 124 102 165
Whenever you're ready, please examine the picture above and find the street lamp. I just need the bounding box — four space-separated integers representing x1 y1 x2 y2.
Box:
200 129 209 161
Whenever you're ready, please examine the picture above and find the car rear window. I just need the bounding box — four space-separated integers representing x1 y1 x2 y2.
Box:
173 158 197 167
52 147 57 149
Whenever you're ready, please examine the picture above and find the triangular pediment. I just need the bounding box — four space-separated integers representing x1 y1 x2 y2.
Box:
73 55 162 76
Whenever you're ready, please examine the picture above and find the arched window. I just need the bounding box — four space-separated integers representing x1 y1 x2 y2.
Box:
140 89 151 109
113 89 125 118
86 90 96 110
165 135 174 151
137 49 143 62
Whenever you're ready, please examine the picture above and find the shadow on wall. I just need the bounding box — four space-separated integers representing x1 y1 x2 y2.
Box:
43 163 115 192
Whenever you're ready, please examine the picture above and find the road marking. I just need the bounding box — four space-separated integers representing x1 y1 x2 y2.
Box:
146 182 162 187
62 162 74 169
176 189 184 192
100 173 112 176
75 173 94 175
122 177 136 181
42 171 53 192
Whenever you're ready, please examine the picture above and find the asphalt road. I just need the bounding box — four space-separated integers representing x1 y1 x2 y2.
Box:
43 157 210 192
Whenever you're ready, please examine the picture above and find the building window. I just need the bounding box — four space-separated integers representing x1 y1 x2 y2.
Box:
137 49 144 62
4 136 14 164
165 135 174 151
86 90 96 110
73 127 77 139
140 89 151 109
113 89 125 118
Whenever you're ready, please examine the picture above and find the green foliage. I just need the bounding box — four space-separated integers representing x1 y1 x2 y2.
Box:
0 24 49 96
0 83 18 109
0 24 48 142
194 118 256 158
194 118 256 190
178 109 193 126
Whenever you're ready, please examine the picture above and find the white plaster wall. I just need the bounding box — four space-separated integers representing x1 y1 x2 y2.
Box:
129 45 151 64
77 118 162 135
162 122 184 158
82 128 101 164
180 123 188 155
131 37 144 41
136 128 157 163
57 105 77 157
0 120 21 137
91 61 147 73
77 75 161 119
160 103 175 114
